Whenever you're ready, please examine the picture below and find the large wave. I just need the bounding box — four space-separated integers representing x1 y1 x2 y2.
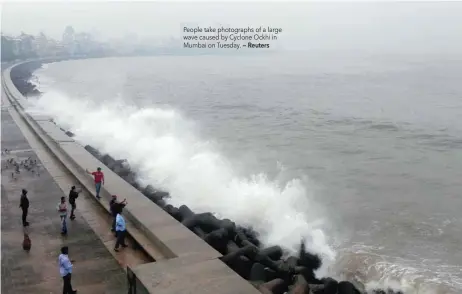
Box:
27 80 336 274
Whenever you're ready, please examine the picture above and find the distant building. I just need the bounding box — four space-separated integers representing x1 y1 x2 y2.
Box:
62 26 76 56
34 32 50 57
18 33 36 58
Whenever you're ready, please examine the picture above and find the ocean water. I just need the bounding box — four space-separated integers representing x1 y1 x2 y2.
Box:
28 52 462 293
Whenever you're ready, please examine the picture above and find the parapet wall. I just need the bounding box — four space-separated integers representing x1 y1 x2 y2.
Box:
2 61 260 294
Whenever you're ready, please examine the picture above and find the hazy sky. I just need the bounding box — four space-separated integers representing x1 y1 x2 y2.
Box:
2 1 462 54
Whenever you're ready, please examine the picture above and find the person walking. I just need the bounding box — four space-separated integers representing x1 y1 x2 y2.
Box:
19 189 30 227
85 167 104 199
68 186 80 220
58 246 77 294
114 205 128 252
57 197 68 235
110 195 127 234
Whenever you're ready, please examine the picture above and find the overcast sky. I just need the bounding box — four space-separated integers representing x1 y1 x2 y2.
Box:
2 2 462 54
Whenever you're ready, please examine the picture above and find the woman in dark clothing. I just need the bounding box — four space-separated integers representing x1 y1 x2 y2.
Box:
19 189 29 226
68 186 80 220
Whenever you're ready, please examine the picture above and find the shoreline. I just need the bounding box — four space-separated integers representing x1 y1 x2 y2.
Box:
10 59 405 294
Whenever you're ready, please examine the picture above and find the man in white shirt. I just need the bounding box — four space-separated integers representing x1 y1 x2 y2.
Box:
114 205 128 252
58 246 77 294
57 197 68 234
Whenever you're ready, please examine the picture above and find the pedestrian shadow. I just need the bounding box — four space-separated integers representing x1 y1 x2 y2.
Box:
22 226 31 252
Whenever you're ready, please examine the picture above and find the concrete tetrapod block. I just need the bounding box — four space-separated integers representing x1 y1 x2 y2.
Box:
132 258 261 294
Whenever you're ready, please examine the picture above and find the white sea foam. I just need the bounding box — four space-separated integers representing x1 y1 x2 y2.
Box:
28 73 336 274
330 245 462 294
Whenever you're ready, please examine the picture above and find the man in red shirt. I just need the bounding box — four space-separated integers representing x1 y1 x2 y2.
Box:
86 167 104 199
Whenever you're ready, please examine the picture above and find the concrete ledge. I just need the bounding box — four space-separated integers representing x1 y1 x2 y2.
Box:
132 258 260 294
38 121 75 143
29 113 54 121
2 61 260 294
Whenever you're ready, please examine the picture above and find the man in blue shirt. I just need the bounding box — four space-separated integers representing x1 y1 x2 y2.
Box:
114 205 128 252
58 246 77 293
110 195 127 234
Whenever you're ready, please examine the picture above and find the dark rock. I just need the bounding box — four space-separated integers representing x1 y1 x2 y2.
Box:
257 278 287 294
204 228 229 254
221 246 258 279
65 131 75 137
286 256 299 268
164 205 182 222
260 245 284 261
308 283 325 294
337 281 361 294
249 262 266 282
295 266 320 285
100 154 116 167
220 218 236 235
84 145 101 157
322 277 338 294
372 289 403 294
298 239 322 271
178 205 195 221
288 274 310 294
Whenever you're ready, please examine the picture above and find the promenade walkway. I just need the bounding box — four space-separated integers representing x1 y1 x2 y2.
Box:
1 84 149 293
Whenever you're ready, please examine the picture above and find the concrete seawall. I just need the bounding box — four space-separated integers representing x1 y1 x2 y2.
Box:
2 61 260 294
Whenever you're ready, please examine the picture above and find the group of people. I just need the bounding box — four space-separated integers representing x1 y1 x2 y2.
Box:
56 186 79 235
86 166 129 250
20 166 130 293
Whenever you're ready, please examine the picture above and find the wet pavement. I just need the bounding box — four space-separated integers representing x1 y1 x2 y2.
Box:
1 94 129 293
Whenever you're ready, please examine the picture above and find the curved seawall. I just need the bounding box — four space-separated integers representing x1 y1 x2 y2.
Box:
3 59 405 294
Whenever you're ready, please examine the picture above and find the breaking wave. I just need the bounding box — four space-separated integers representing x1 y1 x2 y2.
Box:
27 84 336 274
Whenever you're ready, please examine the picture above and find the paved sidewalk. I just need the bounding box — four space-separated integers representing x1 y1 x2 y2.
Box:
1 108 128 293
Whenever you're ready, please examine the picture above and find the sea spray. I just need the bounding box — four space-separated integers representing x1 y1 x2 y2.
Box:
27 89 337 272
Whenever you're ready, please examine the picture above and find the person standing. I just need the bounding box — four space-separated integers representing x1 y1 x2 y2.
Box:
58 246 77 294
85 167 104 199
110 195 127 234
57 197 68 235
114 205 128 252
19 189 30 227
68 186 80 220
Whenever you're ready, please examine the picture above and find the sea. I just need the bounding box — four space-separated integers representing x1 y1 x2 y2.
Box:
28 51 462 293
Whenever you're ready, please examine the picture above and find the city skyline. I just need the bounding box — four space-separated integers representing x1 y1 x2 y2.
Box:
1 25 181 62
